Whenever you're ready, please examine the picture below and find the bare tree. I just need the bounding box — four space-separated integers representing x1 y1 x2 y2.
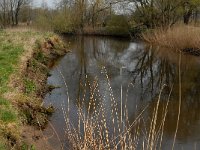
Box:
13 0 28 25
0 0 30 26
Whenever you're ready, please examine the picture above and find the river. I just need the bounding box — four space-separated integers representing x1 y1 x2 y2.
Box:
43 36 200 150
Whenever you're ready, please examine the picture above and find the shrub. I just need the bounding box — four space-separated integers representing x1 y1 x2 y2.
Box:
106 15 130 36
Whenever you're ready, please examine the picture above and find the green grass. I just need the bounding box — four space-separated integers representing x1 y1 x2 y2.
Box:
0 142 6 150
0 109 16 123
0 98 9 106
24 79 36 94
0 98 16 124
0 31 24 148
0 42 23 93
21 143 36 150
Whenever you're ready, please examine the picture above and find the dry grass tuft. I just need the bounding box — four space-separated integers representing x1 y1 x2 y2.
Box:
142 25 200 52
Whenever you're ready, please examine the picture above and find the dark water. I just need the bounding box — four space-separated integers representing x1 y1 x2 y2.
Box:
44 36 200 150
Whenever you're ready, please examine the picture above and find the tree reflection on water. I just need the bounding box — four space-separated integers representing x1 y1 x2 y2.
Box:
45 36 200 149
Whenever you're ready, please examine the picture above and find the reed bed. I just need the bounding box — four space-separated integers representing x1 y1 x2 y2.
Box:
142 25 200 52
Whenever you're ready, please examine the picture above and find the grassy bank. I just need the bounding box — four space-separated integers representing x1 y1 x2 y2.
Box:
142 25 200 55
0 28 68 149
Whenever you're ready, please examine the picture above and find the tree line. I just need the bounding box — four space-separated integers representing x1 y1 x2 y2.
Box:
0 0 32 27
131 0 200 28
0 0 200 34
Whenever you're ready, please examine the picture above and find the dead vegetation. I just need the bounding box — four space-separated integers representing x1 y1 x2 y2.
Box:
63 68 173 150
142 25 200 56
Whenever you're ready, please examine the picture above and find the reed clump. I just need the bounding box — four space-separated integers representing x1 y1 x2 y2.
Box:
142 25 200 55
63 68 171 150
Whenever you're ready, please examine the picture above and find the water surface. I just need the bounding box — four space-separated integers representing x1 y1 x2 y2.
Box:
44 36 200 149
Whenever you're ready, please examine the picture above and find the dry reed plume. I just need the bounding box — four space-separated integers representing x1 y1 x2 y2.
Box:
142 25 200 54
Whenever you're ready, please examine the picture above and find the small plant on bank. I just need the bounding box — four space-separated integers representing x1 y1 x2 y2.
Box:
23 79 36 94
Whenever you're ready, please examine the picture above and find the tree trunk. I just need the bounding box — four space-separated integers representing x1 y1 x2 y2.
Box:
15 11 19 25
184 9 193 24
3 0 6 27
10 3 15 26
195 10 198 24
92 4 95 29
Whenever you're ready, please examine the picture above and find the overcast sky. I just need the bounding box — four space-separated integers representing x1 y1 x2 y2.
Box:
32 0 133 14
33 0 56 8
